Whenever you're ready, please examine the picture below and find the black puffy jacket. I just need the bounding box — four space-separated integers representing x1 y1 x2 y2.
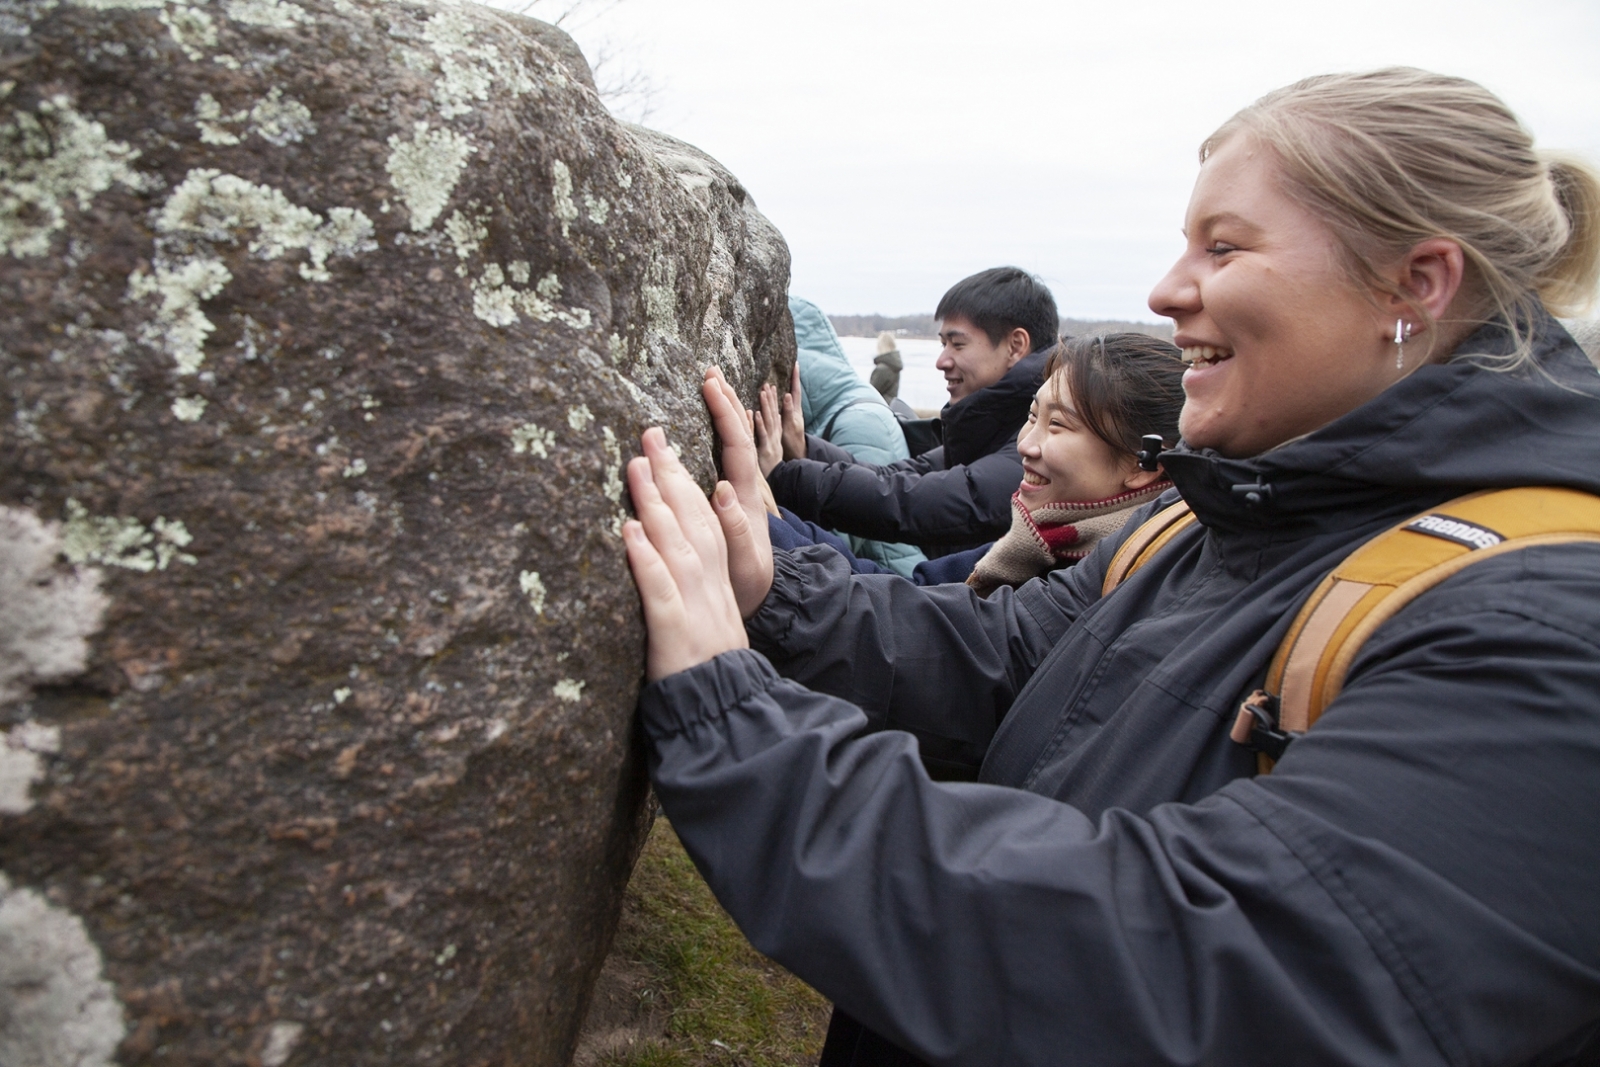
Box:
767 347 1048 556
640 315 1600 1066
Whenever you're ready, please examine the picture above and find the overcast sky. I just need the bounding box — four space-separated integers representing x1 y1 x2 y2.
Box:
505 0 1600 322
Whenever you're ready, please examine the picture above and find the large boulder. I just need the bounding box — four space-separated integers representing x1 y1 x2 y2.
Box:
0 0 793 1063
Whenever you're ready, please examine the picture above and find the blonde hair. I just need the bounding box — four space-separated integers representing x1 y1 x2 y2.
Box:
1206 68 1600 370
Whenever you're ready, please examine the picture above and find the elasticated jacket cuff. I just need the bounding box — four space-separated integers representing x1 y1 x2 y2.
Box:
745 548 809 654
637 648 779 743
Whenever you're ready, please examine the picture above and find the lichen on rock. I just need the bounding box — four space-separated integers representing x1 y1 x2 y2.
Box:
0 506 107 708
0 0 795 1063
0 94 148 258
385 121 474 231
0 874 127 1067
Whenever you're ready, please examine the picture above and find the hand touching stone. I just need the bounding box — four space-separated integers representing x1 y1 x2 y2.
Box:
702 368 775 614
623 428 749 682
754 382 785 477
780 362 807 461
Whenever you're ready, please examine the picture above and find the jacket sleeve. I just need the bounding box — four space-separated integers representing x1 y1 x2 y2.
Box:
825 400 912 467
747 545 1092 771
641 545 1600 1067
767 444 1021 549
801 433 859 466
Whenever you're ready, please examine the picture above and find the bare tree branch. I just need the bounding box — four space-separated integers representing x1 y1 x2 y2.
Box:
511 0 661 125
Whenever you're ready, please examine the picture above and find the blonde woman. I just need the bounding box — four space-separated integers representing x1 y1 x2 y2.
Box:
622 69 1600 1066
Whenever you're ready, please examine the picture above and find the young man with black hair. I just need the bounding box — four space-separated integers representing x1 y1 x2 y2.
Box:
765 267 1059 556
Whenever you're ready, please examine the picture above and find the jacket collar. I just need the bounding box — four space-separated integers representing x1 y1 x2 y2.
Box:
1160 311 1600 541
939 346 1050 468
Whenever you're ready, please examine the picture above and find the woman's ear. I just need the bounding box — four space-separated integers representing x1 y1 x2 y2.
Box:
1384 237 1467 325
1122 464 1166 491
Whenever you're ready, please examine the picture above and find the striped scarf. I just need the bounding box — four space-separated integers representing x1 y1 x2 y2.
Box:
966 480 1174 598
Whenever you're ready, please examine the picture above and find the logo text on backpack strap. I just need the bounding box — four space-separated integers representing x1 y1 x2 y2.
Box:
1403 514 1505 550
1236 486 1600 775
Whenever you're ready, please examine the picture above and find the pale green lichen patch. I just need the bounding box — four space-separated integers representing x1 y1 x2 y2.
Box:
470 263 590 330
442 205 487 275
643 285 679 342
601 427 623 502
419 6 536 120
130 169 371 371
553 678 584 703
156 168 375 282
1 94 149 258
608 332 627 364
247 87 315 146
510 422 554 458
223 0 309 29
171 396 207 421
127 256 232 375
195 93 244 146
386 122 474 232
566 404 593 433
61 500 198 572
535 271 561 301
550 160 578 237
583 191 608 225
342 458 367 478
160 4 218 60
518 570 545 614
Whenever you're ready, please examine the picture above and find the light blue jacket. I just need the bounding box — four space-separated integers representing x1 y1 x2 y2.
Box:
789 296 926 575
791 297 908 467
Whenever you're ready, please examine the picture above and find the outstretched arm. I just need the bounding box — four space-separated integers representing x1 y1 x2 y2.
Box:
769 446 1021 548
641 547 1600 1066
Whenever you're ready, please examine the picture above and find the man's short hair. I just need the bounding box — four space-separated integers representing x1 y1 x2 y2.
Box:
935 267 1059 353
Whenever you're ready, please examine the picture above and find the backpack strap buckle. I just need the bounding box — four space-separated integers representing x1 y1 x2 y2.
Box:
1232 690 1296 761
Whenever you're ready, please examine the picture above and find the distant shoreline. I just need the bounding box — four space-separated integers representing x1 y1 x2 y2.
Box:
828 313 1173 341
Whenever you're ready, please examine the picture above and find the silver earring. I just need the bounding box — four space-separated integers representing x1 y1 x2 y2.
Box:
1394 319 1410 370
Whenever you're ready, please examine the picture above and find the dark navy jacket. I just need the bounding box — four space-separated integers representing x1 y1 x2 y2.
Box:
767 347 1048 557
640 316 1600 1066
769 507 988 586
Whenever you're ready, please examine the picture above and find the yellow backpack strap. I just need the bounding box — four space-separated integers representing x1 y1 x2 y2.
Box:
1233 487 1600 773
1102 501 1197 598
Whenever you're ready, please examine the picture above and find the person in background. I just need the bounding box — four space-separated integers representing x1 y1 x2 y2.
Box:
763 267 1059 559
786 296 927 576
759 334 1185 595
623 67 1600 1066
870 331 917 420
961 333 1182 596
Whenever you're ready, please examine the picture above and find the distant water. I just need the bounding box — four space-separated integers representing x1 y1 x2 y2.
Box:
837 336 948 414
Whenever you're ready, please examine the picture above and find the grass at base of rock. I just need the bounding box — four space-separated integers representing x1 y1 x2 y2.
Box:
600 817 831 1067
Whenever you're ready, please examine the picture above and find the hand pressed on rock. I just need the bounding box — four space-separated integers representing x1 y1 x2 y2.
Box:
779 362 807 462
702 368 775 615
754 383 785 478
623 428 749 682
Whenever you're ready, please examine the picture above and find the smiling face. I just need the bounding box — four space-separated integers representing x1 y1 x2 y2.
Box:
936 315 1026 403
1015 375 1147 509
1147 135 1399 458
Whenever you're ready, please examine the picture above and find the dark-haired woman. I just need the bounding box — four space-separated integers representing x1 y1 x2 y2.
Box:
768 333 1185 596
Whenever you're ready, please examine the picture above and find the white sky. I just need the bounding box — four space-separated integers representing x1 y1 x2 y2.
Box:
508 0 1600 322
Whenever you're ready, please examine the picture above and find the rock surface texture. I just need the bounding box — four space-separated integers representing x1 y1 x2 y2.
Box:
0 1 793 1063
